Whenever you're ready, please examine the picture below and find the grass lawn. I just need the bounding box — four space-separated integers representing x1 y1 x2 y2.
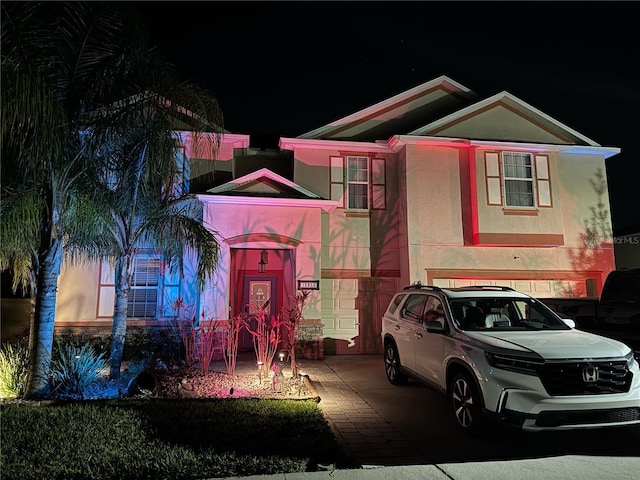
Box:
1 398 358 480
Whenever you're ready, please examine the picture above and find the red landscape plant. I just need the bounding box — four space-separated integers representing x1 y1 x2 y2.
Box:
194 323 218 375
222 314 243 376
244 301 281 379
279 290 311 377
166 296 198 364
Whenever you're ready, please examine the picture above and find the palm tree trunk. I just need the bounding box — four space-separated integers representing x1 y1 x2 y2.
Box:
24 238 63 398
109 254 133 378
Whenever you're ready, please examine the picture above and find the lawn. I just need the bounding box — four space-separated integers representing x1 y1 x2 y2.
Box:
1 398 358 480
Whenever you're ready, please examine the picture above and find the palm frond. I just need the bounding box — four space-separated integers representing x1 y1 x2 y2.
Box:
134 198 220 288
0 187 42 293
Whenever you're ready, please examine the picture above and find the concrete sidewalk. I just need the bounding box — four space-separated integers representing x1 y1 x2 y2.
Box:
217 354 640 480
217 456 640 480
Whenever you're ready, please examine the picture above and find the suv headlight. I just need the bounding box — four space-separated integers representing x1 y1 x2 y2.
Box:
485 352 544 376
626 350 639 368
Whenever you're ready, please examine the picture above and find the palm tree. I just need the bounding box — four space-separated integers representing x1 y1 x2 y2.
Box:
83 93 223 378
1 2 223 394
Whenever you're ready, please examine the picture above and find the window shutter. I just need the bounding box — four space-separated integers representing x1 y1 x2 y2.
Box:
485 152 502 205
97 261 115 317
371 158 386 210
330 156 344 207
162 260 181 319
535 155 552 207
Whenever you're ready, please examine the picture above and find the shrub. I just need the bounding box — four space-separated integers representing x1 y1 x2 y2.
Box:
0 339 29 399
121 329 155 361
49 342 107 397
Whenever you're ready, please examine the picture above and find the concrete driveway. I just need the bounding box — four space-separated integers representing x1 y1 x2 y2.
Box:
302 354 640 466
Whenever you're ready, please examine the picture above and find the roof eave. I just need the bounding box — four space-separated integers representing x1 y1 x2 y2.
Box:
196 194 340 213
279 137 395 153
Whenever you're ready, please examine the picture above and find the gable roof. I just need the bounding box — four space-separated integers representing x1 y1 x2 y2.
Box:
201 168 338 212
296 76 617 153
298 75 478 141
207 167 322 199
408 91 601 146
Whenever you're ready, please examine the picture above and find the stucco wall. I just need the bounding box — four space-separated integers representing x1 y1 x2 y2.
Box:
200 201 323 321
56 261 102 323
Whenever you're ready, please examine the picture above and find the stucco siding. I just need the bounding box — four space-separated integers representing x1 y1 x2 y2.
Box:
404 144 465 246
56 261 101 323
436 106 570 144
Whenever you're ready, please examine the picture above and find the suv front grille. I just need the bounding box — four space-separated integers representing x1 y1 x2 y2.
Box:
536 407 640 427
539 360 632 395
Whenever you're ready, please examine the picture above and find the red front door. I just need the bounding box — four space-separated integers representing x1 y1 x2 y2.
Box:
240 275 278 350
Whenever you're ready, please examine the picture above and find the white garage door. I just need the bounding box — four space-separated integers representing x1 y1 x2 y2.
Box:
432 278 589 298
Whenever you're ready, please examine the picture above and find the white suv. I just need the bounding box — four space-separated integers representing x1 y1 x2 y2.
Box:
381 284 640 433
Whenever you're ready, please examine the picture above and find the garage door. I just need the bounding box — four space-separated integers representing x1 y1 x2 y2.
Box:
432 278 589 298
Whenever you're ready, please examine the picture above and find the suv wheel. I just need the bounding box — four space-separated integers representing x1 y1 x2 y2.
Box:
450 372 483 433
384 342 408 385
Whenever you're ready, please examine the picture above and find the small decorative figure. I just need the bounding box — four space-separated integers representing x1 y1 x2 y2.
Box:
271 362 282 392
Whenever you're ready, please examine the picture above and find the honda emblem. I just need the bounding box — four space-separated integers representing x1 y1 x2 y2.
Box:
582 366 599 383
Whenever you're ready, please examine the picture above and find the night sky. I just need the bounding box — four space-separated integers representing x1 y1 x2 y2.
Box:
135 1 639 233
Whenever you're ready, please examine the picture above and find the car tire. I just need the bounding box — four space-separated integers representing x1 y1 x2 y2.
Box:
384 342 408 385
450 372 484 433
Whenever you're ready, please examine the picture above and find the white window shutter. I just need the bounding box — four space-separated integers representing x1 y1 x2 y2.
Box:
330 156 345 207
97 261 115 317
371 158 386 210
485 152 502 205
535 155 552 207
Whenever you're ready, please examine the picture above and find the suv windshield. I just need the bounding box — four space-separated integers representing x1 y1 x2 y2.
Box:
450 296 570 331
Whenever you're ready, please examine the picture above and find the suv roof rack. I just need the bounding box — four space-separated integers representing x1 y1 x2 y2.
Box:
448 285 515 291
403 282 442 291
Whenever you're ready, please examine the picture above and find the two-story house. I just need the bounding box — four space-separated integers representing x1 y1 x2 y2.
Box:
53 76 619 355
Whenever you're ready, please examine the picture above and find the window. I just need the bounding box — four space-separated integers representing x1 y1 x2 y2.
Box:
503 152 534 207
330 155 386 211
171 147 190 198
484 151 552 208
401 294 428 323
127 256 161 318
388 294 406 314
347 156 369 209
97 253 178 320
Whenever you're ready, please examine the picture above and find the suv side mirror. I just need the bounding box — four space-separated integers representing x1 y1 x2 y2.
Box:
562 318 576 329
425 318 446 333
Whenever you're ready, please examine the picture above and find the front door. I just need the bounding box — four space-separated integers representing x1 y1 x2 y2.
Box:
240 275 278 350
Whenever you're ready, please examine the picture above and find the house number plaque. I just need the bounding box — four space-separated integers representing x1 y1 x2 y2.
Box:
297 280 320 290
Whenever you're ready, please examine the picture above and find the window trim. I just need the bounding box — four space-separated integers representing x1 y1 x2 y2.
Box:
346 155 370 211
127 254 162 319
502 151 535 208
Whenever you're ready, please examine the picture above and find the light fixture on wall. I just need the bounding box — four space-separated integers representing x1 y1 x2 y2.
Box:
258 249 268 274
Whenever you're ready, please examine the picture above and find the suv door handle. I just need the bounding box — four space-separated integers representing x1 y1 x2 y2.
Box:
415 332 423 339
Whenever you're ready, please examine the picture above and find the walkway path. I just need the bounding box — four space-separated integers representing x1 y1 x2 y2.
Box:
297 357 426 467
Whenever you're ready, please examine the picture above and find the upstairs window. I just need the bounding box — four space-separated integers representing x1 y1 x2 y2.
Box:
484 151 552 208
330 155 386 211
347 156 369 210
503 152 534 207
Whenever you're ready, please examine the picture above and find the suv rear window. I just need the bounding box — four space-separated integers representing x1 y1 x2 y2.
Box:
401 294 428 323
388 294 406 314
